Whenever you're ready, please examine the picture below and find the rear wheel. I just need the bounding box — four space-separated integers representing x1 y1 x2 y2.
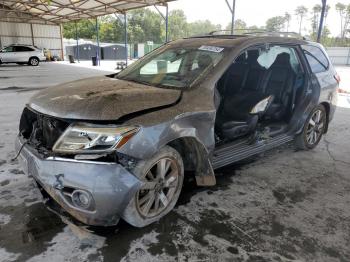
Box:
28 57 39 66
295 104 327 150
122 146 184 227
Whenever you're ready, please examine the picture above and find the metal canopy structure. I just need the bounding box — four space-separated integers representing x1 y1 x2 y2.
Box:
0 0 175 25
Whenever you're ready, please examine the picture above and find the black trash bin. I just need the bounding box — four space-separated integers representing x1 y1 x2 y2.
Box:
92 56 97 66
68 55 75 63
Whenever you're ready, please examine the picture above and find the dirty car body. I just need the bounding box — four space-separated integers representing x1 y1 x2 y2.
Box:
16 34 338 227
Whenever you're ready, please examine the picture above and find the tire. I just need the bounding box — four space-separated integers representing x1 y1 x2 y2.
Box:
122 146 184 227
295 104 327 150
28 57 39 66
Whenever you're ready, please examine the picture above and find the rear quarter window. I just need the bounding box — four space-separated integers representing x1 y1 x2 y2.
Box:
301 45 329 74
14 46 34 52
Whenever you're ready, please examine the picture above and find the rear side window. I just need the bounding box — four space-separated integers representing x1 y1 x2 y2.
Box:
302 45 329 74
2 46 14 52
14 46 34 52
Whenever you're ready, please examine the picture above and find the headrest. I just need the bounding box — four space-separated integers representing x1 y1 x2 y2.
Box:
247 50 259 63
273 53 290 66
197 54 213 69
235 53 246 63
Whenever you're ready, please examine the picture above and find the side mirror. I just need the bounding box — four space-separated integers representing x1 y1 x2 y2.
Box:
250 95 274 116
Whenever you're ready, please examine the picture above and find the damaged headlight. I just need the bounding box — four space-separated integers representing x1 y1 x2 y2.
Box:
52 123 140 154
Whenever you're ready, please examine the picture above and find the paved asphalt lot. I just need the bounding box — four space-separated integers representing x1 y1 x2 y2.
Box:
0 62 350 262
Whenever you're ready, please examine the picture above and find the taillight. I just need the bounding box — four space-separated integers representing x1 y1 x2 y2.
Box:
334 73 341 84
337 88 349 94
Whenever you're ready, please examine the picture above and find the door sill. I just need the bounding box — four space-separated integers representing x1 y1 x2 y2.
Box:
212 133 293 169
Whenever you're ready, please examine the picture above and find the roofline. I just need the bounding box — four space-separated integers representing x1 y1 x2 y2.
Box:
187 31 310 41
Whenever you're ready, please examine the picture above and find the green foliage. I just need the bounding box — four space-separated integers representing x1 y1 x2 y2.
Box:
188 20 221 36
168 10 188 40
265 16 286 32
62 4 350 47
63 19 97 40
63 9 225 43
295 5 308 34
284 12 291 31
127 9 163 43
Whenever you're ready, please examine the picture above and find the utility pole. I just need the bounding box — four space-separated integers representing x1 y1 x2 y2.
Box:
225 0 236 34
75 21 79 62
317 0 327 43
95 17 100 65
124 12 128 66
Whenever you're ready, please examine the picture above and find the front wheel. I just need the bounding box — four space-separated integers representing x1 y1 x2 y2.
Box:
295 104 327 150
122 146 184 227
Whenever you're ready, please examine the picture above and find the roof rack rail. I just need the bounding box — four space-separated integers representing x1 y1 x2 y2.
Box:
208 29 260 35
208 29 308 40
243 31 308 40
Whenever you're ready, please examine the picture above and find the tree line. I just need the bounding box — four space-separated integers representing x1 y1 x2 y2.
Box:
264 2 350 45
63 9 221 44
63 3 350 46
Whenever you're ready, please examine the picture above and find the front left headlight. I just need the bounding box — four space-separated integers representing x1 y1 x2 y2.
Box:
52 123 140 154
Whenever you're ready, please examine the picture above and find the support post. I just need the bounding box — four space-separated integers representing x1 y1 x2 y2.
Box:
317 0 327 43
124 12 128 66
59 24 64 61
30 24 35 46
231 0 235 34
225 0 236 34
96 17 100 66
75 21 79 62
154 5 169 43
165 4 169 42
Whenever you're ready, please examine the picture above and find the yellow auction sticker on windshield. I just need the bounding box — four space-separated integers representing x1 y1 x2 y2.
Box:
198 45 224 53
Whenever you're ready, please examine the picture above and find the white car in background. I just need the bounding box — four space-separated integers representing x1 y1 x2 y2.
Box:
0 44 46 66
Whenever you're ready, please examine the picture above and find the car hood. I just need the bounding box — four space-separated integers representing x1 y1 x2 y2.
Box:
28 76 182 121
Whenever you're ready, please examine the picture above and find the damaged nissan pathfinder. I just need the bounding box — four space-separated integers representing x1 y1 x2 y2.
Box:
16 32 338 227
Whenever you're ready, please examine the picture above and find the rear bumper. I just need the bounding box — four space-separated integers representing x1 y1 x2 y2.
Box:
15 136 142 226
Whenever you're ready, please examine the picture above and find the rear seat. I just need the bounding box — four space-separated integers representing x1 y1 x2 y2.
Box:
217 51 296 140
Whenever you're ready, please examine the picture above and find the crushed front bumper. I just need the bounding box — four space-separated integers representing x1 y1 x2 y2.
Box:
15 136 142 226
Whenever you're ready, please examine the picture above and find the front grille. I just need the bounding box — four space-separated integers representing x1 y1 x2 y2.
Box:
19 107 70 151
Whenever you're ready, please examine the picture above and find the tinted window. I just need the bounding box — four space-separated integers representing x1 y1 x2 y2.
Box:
302 45 329 73
2 46 14 52
14 46 34 52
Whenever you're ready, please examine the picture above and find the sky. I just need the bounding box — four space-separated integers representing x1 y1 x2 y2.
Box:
166 0 350 36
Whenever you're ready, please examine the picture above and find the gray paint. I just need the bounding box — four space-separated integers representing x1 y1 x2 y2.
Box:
16 137 142 226
17 35 338 226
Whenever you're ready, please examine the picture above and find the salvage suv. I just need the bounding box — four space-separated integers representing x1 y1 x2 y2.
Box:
0 44 46 66
16 32 338 227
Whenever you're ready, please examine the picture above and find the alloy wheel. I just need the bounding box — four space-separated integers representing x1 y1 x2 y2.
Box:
30 58 39 66
136 158 180 218
306 109 325 145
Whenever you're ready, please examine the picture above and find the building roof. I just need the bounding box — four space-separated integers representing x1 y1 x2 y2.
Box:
0 0 174 25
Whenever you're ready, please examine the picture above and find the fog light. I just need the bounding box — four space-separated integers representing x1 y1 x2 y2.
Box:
72 190 92 209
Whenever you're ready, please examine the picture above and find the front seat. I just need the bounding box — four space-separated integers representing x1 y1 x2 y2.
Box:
261 53 295 120
219 95 274 140
192 54 213 74
216 51 268 140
